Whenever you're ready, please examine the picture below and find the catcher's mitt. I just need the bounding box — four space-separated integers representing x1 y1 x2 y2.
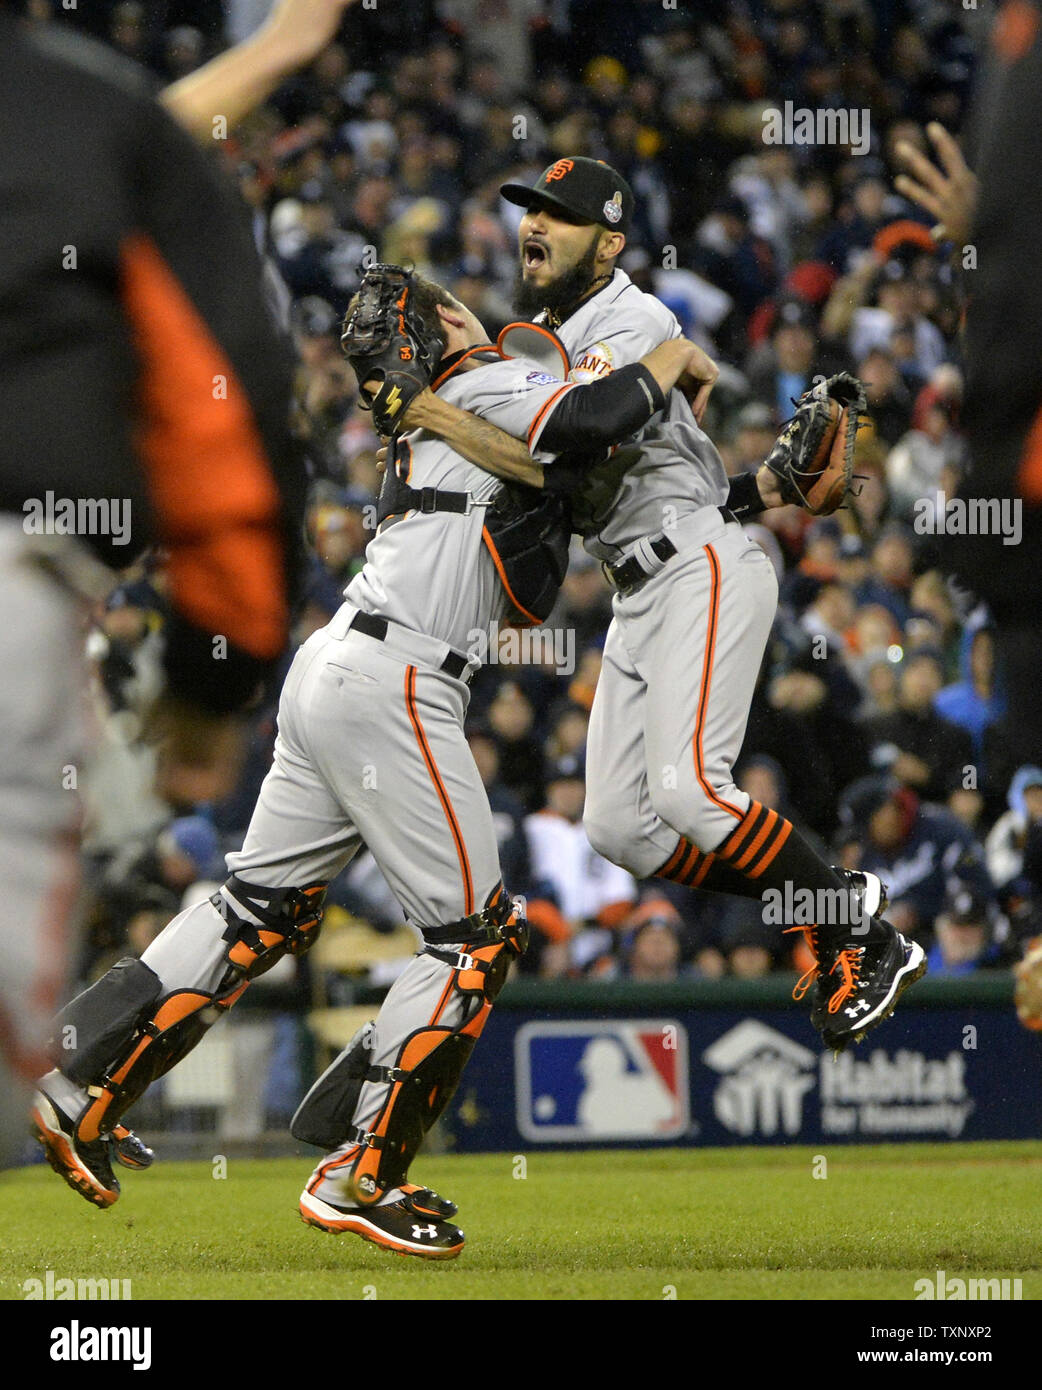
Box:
340 264 443 435
763 371 867 516
1014 936 1042 1032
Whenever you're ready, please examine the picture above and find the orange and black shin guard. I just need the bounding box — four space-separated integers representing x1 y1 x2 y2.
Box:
301 892 528 1207
74 982 247 1143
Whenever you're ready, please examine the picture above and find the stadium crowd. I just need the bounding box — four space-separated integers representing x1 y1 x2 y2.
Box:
46 0 1041 1028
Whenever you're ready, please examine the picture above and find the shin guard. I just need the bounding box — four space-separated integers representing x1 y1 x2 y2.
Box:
299 889 527 1205
61 877 327 1144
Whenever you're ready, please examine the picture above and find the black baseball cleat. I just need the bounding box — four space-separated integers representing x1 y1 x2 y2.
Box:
833 867 888 924
819 922 927 1054
398 1183 457 1220
109 1124 155 1171
787 869 888 1026
30 1093 120 1209
298 1187 465 1259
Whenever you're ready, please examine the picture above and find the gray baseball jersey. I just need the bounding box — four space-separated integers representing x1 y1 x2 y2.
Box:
346 352 575 651
538 270 782 876
542 268 730 562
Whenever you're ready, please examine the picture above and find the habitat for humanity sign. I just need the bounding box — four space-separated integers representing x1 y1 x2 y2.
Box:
703 1020 972 1141
444 1006 1041 1150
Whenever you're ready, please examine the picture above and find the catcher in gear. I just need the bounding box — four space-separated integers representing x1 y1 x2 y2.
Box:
762 372 867 517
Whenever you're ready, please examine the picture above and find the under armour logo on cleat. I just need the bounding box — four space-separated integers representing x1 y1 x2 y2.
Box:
412 1224 439 1240
844 1000 871 1017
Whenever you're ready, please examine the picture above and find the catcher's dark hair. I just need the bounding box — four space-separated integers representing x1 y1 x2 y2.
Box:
407 275 458 372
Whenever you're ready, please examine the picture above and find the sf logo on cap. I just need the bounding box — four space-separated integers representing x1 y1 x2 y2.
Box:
545 159 575 183
603 191 624 224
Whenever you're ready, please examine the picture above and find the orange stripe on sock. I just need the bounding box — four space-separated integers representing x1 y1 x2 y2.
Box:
733 809 780 872
689 851 715 887
720 801 765 860
307 1144 361 1195
657 838 690 879
746 817 793 879
675 842 702 883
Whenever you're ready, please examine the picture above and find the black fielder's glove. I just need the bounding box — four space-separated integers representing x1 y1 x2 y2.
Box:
763 371 867 516
340 264 442 436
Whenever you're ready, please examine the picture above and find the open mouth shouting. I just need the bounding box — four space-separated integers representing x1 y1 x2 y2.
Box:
522 237 550 273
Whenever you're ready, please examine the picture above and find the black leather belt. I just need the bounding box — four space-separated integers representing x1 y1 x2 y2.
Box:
349 610 471 682
604 507 738 594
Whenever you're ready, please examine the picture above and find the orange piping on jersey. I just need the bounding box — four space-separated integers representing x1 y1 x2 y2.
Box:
526 382 577 451
692 543 746 822
431 345 497 392
496 321 571 379
404 665 474 913
481 525 542 627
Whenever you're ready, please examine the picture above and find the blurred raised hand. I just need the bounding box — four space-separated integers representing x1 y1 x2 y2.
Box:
894 122 979 249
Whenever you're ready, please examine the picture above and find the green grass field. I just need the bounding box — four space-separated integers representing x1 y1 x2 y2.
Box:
2 1143 1041 1300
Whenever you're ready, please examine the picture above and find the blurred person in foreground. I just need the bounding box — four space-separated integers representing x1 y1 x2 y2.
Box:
894 16 1042 767
2 0 355 1169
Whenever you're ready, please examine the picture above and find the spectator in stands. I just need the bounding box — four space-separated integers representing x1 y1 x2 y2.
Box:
524 752 636 972
466 722 531 893
985 767 1042 897
839 776 993 942
617 899 684 983
746 294 818 423
854 525 917 628
886 394 967 522
858 348 914 448
927 883 1002 977
934 624 1006 766
864 649 975 803
486 681 547 813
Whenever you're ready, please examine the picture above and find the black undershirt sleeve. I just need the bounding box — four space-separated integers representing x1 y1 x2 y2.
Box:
538 364 666 453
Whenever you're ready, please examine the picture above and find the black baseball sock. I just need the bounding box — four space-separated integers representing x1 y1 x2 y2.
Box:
654 802 872 943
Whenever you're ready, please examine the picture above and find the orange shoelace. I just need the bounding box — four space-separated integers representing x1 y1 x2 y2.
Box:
826 947 864 1014
784 925 820 1000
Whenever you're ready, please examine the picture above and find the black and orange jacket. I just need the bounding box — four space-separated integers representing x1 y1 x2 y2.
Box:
0 15 305 712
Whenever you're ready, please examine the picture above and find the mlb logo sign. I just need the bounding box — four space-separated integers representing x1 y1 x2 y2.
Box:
515 1020 689 1142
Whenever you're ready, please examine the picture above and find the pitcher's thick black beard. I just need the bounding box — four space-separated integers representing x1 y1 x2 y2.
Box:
513 233 602 321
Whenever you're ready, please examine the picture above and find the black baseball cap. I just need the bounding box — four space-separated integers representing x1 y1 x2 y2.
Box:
943 882 989 927
500 157 634 234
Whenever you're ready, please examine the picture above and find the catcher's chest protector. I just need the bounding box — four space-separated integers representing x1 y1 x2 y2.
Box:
377 444 571 627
